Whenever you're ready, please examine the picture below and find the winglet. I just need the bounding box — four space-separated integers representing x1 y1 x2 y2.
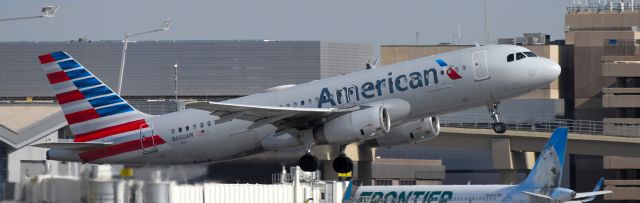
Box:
574 177 611 202
593 177 605 192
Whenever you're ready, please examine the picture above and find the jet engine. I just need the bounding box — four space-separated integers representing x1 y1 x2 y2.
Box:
365 116 440 147
313 106 390 145
548 188 576 202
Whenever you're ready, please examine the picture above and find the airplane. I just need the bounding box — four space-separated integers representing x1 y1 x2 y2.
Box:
34 44 560 173
347 128 613 203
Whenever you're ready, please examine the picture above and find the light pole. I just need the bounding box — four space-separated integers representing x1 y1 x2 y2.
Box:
0 6 59 22
173 63 178 101
117 18 172 95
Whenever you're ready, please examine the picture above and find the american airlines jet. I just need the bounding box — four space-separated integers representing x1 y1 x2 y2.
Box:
347 128 612 203
34 45 560 173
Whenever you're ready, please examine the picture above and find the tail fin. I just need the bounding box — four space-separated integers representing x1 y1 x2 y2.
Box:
521 128 568 188
39 51 148 143
343 181 353 202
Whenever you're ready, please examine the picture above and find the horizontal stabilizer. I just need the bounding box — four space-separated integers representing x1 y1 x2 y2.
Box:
32 142 112 150
574 191 612 199
522 191 553 200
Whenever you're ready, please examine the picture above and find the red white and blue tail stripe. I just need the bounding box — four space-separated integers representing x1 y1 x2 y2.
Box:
40 51 151 144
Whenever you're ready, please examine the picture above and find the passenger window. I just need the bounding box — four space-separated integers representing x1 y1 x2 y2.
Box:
171 129 175 134
293 102 297 107
507 54 514 62
308 99 312 104
300 100 305 106
207 121 211 126
193 124 197 129
516 52 526 60
178 127 182 133
200 122 204 128
524 51 537 57
186 126 189 131
286 104 290 107
315 97 319 103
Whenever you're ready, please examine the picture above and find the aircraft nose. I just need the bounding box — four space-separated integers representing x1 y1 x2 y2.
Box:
544 59 561 82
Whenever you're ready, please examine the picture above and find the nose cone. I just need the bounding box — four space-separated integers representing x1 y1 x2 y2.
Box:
546 60 562 82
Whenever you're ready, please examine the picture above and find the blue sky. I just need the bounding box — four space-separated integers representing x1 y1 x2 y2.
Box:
1 0 570 45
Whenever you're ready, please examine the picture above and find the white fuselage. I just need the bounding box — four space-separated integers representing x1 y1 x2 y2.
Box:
52 45 560 164
351 184 542 203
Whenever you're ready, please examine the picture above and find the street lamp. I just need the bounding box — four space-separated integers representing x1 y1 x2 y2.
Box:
173 63 178 101
117 18 172 95
0 6 59 22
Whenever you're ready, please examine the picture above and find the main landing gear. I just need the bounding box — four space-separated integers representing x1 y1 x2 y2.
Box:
488 100 507 134
298 151 319 172
298 146 354 173
333 153 353 174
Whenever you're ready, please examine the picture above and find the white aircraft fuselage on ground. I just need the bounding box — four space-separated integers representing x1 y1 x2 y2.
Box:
37 45 560 171
348 128 612 203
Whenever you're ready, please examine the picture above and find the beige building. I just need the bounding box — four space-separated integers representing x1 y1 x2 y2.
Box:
566 5 640 201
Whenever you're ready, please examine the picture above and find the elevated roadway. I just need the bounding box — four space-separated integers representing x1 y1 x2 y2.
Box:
423 127 640 158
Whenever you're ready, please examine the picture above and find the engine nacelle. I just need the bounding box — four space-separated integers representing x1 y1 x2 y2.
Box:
549 188 576 202
313 107 391 145
366 116 440 147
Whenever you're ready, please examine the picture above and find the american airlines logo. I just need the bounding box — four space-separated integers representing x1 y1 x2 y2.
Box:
318 59 462 108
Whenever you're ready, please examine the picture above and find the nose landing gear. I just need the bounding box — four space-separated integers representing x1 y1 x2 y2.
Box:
488 100 507 134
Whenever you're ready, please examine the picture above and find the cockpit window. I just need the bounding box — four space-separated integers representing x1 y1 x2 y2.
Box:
524 52 537 57
516 52 526 60
507 54 514 62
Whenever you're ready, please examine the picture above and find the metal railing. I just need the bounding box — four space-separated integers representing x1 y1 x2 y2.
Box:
567 4 640 13
439 115 640 137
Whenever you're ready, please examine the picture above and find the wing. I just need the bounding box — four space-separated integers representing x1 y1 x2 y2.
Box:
186 101 359 131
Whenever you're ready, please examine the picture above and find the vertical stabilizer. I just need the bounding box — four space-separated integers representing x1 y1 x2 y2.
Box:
39 51 149 143
521 128 568 188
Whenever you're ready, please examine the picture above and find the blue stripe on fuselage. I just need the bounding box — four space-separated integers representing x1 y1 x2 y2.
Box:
436 59 448 67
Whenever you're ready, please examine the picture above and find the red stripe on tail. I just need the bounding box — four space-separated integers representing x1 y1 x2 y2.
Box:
39 54 55 64
74 119 147 142
47 71 71 84
65 109 100 125
56 90 84 105
79 135 166 162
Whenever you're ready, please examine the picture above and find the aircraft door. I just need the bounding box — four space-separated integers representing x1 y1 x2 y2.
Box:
472 50 490 81
139 123 158 154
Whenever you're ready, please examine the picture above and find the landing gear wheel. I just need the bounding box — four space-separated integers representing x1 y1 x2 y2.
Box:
493 122 507 134
298 153 319 172
333 154 353 173
487 99 507 134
